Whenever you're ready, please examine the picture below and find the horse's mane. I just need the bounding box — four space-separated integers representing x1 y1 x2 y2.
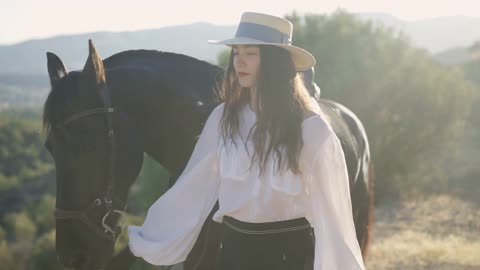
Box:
43 50 224 133
102 50 221 71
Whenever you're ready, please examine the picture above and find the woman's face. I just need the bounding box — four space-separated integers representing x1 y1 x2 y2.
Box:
232 45 261 89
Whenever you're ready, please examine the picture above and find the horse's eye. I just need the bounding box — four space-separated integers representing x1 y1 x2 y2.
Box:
82 131 102 151
82 139 96 152
67 130 100 155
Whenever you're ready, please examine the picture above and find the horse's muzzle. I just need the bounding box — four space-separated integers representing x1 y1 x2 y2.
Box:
58 253 100 270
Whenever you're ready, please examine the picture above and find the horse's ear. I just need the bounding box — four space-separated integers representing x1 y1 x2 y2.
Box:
81 39 106 89
46 52 68 87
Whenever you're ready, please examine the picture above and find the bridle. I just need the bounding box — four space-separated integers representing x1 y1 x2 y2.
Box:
54 84 126 243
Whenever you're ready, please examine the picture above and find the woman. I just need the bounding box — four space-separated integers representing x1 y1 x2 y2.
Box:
128 12 365 270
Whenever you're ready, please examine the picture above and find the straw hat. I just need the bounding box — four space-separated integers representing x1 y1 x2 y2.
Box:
208 12 316 71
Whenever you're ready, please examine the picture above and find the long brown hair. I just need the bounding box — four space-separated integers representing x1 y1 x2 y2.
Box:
218 45 314 176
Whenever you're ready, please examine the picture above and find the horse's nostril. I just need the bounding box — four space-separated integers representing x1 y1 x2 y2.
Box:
72 254 89 268
58 253 93 269
58 254 75 267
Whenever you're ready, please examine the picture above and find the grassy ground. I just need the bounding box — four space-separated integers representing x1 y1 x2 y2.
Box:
124 194 480 270
365 194 480 270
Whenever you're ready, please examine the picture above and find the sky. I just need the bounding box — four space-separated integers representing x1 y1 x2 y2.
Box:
2 0 479 45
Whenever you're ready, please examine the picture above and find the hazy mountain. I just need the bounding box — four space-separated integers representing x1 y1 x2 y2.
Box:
0 22 235 75
434 47 472 65
355 13 480 54
0 22 236 108
407 16 480 53
2 13 480 75
1 13 480 107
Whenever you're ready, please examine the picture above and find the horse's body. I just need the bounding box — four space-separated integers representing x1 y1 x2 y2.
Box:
44 41 374 270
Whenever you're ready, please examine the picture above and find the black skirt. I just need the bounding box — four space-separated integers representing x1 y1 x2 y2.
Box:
215 215 315 270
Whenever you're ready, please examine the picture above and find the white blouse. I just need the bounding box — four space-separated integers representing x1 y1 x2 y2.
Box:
128 97 366 270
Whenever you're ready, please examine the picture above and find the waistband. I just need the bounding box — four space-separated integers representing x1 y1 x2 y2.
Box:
223 215 311 235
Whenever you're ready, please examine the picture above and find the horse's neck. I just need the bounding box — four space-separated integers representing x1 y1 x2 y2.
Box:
110 69 216 176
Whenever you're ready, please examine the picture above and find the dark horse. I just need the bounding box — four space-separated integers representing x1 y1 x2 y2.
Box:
43 40 374 270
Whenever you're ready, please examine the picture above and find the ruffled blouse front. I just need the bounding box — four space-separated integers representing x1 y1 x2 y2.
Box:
128 97 366 270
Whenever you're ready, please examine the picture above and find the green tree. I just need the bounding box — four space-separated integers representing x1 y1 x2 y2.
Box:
0 116 53 190
130 154 170 213
217 48 230 69
3 211 35 270
284 10 475 200
29 194 55 235
0 241 15 270
4 211 36 242
468 40 480 56
29 230 63 270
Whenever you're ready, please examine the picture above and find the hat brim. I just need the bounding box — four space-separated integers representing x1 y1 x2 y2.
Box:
208 37 316 71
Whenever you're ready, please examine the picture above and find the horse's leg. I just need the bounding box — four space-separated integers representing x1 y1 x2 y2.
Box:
363 162 375 259
183 201 223 270
351 160 375 261
105 245 136 270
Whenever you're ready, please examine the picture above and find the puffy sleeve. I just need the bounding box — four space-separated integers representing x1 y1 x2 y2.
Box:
127 104 224 266
305 127 366 270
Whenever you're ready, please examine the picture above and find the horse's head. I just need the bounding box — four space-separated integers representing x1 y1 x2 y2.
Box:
44 40 144 269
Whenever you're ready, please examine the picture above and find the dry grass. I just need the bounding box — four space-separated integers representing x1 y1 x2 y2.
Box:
366 195 480 270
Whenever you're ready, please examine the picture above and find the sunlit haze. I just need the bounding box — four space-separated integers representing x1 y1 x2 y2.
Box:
2 0 479 45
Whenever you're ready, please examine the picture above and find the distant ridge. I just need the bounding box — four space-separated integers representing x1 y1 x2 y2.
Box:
1 13 480 75
1 12 480 107
354 13 480 54
0 22 236 75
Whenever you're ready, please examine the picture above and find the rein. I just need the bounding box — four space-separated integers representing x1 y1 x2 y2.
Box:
54 85 126 243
